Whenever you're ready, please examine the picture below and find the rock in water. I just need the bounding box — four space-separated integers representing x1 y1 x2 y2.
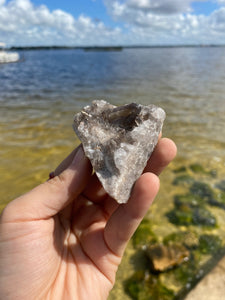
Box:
145 243 190 273
73 100 166 203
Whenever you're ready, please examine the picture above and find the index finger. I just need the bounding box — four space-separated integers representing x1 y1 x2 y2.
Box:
144 138 177 175
104 172 160 257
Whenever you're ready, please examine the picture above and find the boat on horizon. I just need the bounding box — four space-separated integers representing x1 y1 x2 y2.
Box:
0 42 20 64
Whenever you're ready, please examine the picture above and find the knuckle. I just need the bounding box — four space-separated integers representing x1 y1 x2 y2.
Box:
46 174 68 194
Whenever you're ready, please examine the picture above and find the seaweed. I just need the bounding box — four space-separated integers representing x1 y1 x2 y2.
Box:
192 207 217 227
133 219 158 248
189 182 215 200
166 209 193 226
174 193 206 208
124 270 145 299
166 206 217 227
173 166 187 173
189 164 217 178
163 231 199 250
124 164 225 300
173 253 199 286
207 191 225 209
198 234 222 254
125 271 175 300
215 180 225 192
189 164 207 174
172 175 195 186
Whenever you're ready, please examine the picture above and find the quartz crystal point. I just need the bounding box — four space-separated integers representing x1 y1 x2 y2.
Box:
73 100 166 204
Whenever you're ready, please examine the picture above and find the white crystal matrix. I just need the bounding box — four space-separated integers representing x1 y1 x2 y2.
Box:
73 100 166 203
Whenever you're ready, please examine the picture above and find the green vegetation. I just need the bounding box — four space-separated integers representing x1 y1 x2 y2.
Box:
190 182 215 200
163 231 199 249
172 175 194 186
173 253 199 286
166 206 217 227
133 219 158 248
216 180 225 192
192 207 217 226
166 209 193 226
207 191 225 209
167 191 217 227
173 166 187 173
199 234 222 254
167 169 222 227
126 230 223 299
125 271 175 300
124 163 225 300
189 164 217 177
189 164 207 174
174 193 206 208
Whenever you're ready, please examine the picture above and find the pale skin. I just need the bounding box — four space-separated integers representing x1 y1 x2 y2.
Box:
0 137 176 300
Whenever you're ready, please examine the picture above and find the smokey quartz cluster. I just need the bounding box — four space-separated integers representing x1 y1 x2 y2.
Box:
73 100 166 203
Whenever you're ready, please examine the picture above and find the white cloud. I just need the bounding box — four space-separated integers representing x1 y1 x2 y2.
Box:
0 0 121 46
210 6 225 31
1 0 225 46
126 0 193 14
104 0 208 17
103 0 225 45
217 0 225 4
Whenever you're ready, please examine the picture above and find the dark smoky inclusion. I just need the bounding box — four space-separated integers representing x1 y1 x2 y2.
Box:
73 100 166 203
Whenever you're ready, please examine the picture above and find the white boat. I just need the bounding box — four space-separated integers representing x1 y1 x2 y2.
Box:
0 42 20 63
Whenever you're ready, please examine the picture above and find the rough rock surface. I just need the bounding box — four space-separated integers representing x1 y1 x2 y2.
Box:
145 243 190 273
73 100 165 203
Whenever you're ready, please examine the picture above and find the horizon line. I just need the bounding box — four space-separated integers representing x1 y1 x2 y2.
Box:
7 44 225 51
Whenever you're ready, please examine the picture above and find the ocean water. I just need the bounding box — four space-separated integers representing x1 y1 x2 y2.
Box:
1 47 225 203
1 47 225 298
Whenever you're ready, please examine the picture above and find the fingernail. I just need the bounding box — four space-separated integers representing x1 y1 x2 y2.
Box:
71 145 86 167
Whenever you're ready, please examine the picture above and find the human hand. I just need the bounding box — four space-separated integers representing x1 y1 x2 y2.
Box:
0 138 176 300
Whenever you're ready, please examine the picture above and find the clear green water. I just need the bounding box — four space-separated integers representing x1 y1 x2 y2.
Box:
1 47 225 299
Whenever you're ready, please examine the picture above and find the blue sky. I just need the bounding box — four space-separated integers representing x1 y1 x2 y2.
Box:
191 1 219 15
1 0 225 46
29 0 125 28
31 0 108 21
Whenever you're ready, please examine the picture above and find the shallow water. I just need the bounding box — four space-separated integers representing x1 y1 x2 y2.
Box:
1 47 225 298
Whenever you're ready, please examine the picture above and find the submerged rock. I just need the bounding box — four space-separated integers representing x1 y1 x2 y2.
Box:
73 100 165 203
145 243 190 273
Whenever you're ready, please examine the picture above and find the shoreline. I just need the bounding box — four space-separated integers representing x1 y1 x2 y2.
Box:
185 254 225 299
8 44 225 51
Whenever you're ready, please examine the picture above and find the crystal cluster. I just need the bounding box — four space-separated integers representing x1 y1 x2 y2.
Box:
73 100 165 203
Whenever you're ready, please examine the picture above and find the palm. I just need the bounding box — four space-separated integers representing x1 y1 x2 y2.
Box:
1 193 119 300
47 193 120 300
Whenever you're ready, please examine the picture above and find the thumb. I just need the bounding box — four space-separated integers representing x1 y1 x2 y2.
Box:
1 146 92 222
